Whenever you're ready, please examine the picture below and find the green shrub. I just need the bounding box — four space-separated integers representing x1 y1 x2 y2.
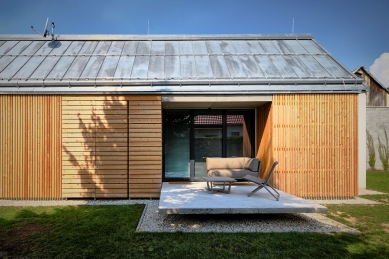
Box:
378 127 389 171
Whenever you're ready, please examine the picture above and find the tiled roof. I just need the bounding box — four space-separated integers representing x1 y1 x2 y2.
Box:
194 115 243 125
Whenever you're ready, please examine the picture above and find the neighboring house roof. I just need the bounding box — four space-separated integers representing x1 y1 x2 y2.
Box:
0 34 365 94
194 115 243 125
353 66 389 94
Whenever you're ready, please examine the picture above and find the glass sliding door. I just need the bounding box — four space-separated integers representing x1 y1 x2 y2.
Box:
163 110 191 179
194 112 223 178
163 109 255 181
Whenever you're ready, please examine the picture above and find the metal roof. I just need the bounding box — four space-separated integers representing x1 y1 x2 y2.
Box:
0 34 365 94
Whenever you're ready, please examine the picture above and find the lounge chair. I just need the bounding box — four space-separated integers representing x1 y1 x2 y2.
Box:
242 161 280 201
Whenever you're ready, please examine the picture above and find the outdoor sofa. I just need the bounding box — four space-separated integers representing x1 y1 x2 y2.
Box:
206 157 261 179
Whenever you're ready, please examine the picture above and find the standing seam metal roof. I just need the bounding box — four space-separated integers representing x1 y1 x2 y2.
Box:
0 34 365 94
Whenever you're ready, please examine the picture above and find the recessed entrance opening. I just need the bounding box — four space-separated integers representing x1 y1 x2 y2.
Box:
163 109 255 181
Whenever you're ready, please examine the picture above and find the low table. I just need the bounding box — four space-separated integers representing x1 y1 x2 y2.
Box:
203 176 237 194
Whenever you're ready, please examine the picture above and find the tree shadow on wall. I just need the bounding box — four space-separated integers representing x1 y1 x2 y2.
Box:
62 96 128 199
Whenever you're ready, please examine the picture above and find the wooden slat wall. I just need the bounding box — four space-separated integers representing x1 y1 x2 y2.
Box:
61 95 162 199
0 95 62 199
62 96 129 198
128 96 162 198
256 103 274 178
242 117 252 157
271 94 358 198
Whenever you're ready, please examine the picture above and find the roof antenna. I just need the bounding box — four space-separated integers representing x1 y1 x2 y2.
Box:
292 17 295 34
148 19 150 34
31 17 59 45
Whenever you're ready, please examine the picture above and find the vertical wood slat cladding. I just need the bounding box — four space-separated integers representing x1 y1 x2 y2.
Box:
129 96 162 198
0 95 62 199
271 94 358 198
242 118 251 157
62 96 129 198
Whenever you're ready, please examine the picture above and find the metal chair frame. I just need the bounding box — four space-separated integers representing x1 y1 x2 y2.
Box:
243 161 280 201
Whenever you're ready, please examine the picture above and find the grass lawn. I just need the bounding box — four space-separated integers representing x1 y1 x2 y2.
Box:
1 172 388 259
366 171 389 193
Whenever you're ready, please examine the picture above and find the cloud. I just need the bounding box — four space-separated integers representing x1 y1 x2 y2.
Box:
370 53 389 89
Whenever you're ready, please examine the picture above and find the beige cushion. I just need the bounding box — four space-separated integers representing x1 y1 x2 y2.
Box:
244 158 260 172
206 157 248 170
208 169 257 178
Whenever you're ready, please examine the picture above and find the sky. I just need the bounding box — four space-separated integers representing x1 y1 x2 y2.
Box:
1 0 388 87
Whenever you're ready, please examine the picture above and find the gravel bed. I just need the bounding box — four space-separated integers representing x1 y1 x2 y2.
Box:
136 200 359 234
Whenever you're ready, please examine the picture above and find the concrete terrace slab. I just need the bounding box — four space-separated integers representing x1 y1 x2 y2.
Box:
159 182 327 214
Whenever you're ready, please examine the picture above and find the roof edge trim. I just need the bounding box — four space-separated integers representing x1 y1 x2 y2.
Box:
0 78 364 87
0 34 314 41
0 83 368 94
0 90 365 95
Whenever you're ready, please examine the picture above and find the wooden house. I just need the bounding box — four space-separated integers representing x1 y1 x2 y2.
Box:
0 34 367 199
353 66 389 107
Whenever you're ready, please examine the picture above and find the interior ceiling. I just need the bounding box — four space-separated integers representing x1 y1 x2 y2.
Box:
162 95 271 109
162 101 269 109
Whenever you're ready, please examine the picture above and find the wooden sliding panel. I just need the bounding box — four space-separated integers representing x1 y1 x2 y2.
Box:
62 97 98 198
255 102 274 178
271 94 358 199
0 95 62 199
94 98 128 198
62 96 128 198
128 96 162 198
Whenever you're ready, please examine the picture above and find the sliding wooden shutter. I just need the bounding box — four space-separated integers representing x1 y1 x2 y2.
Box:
271 94 358 199
128 96 162 198
62 96 129 198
